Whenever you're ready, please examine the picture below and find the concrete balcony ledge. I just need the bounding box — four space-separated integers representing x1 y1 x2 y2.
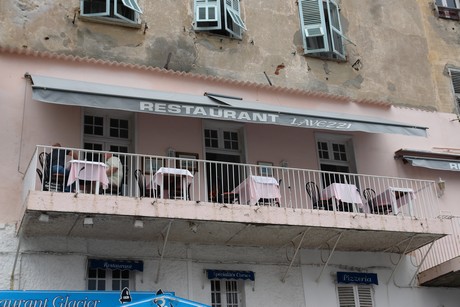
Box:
20 191 451 254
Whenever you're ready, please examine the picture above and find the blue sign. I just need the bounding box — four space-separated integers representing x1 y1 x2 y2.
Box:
337 272 378 285
0 290 210 307
206 270 255 281
88 259 144 272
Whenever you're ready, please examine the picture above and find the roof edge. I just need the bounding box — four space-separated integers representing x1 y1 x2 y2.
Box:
1 45 396 108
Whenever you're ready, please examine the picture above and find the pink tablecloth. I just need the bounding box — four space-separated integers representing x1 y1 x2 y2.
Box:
232 175 281 206
321 183 363 210
67 160 109 190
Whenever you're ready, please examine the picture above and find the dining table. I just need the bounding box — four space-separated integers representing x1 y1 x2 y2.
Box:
67 160 109 194
231 175 281 206
372 187 415 216
147 167 194 200
321 183 364 212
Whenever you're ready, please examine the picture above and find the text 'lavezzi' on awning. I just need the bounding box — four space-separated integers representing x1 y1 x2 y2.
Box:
206 270 255 281
88 259 144 271
395 148 460 172
27 74 428 137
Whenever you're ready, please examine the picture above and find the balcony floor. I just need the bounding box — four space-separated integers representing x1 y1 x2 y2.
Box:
20 191 450 254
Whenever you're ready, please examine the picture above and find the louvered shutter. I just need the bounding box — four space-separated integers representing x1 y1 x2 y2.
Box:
194 0 221 30
121 0 143 14
224 0 246 39
357 286 373 307
326 0 346 59
81 0 110 16
450 70 460 111
298 0 329 54
337 286 356 307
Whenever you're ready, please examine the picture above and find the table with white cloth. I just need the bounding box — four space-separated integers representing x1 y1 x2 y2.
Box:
67 160 109 194
372 187 415 216
231 175 281 206
321 183 364 212
147 167 194 200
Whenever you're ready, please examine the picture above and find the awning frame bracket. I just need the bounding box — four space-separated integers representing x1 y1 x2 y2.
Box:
281 228 310 283
155 221 172 284
316 231 343 283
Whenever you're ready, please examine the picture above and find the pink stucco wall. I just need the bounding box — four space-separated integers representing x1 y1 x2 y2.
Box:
2 51 460 223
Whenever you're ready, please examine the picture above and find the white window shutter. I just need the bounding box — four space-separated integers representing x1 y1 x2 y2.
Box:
121 0 143 14
224 0 246 39
357 286 373 307
194 0 222 30
326 0 346 60
298 0 329 54
337 286 356 307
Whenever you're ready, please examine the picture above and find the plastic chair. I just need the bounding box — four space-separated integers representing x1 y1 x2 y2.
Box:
306 182 333 210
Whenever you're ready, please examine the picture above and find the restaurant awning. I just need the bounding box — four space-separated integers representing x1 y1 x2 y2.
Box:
395 148 460 172
28 74 428 137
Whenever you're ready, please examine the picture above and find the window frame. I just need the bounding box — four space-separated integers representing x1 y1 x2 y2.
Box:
80 0 141 24
210 279 243 307
298 0 346 60
87 267 134 291
194 0 246 39
315 133 357 187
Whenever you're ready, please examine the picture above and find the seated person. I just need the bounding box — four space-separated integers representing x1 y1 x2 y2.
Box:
47 143 78 192
105 152 123 194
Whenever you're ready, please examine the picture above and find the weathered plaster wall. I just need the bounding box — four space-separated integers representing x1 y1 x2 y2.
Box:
1 232 460 306
0 0 450 111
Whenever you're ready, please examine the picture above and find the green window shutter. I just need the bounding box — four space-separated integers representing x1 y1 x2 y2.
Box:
451 70 460 95
326 0 346 59
81 0 110 16
298 0 329 54
450 69 460 112
224 0 246 39
121 0 143 14
194 0 222 30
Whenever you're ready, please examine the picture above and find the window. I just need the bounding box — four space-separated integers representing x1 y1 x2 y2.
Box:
205 128 240 151
211 280 242 307
80 0 143 24
87 268 132 291
337 285 373 307
194 0 247 39
434 0 460 20
298 0 346 60
448 68 460 112
316 134 357 187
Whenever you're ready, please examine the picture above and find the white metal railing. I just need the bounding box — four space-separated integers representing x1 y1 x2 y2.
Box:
26 145 441 219
416 216 460 273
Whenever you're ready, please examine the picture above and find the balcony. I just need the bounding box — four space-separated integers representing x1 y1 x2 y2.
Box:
416 216 460 287
21 146 450 255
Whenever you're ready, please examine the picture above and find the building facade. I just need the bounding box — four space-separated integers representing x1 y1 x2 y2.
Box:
1 0 460 306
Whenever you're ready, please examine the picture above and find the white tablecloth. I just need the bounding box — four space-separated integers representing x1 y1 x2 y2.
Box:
373 187 415 215
148 167 194 199
232 175 281 206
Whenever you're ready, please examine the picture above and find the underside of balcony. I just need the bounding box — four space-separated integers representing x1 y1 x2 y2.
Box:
418 257 460 287
20 191 449 254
